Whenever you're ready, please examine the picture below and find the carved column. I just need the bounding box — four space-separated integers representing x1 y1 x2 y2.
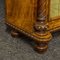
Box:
34 0 52 53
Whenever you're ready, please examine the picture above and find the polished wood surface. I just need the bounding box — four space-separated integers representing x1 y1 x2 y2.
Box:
5 0 60 53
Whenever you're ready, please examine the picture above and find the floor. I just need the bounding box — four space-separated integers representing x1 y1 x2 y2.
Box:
0 0 60 60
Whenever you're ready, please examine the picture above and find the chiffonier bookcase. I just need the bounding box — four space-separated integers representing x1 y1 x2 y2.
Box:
5 0 60 53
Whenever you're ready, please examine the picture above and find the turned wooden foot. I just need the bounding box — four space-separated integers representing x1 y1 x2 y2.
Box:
34 43 48 53
6 25 19 37
10 29 19 37
34 32 52 53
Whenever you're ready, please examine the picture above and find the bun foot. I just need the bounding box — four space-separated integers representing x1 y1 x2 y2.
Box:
33 32 52 53
34 43 48 53
11 29 19 38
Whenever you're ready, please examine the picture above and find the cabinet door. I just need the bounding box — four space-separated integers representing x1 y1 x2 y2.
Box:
50 0 60 20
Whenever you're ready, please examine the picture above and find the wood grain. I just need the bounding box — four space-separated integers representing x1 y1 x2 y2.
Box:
5 0 60 53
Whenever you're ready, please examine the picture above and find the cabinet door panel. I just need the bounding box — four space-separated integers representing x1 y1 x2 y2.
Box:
50 0 60 20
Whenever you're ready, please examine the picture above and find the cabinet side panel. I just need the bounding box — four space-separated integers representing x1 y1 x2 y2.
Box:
5 0 37 33
5 0 12 16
